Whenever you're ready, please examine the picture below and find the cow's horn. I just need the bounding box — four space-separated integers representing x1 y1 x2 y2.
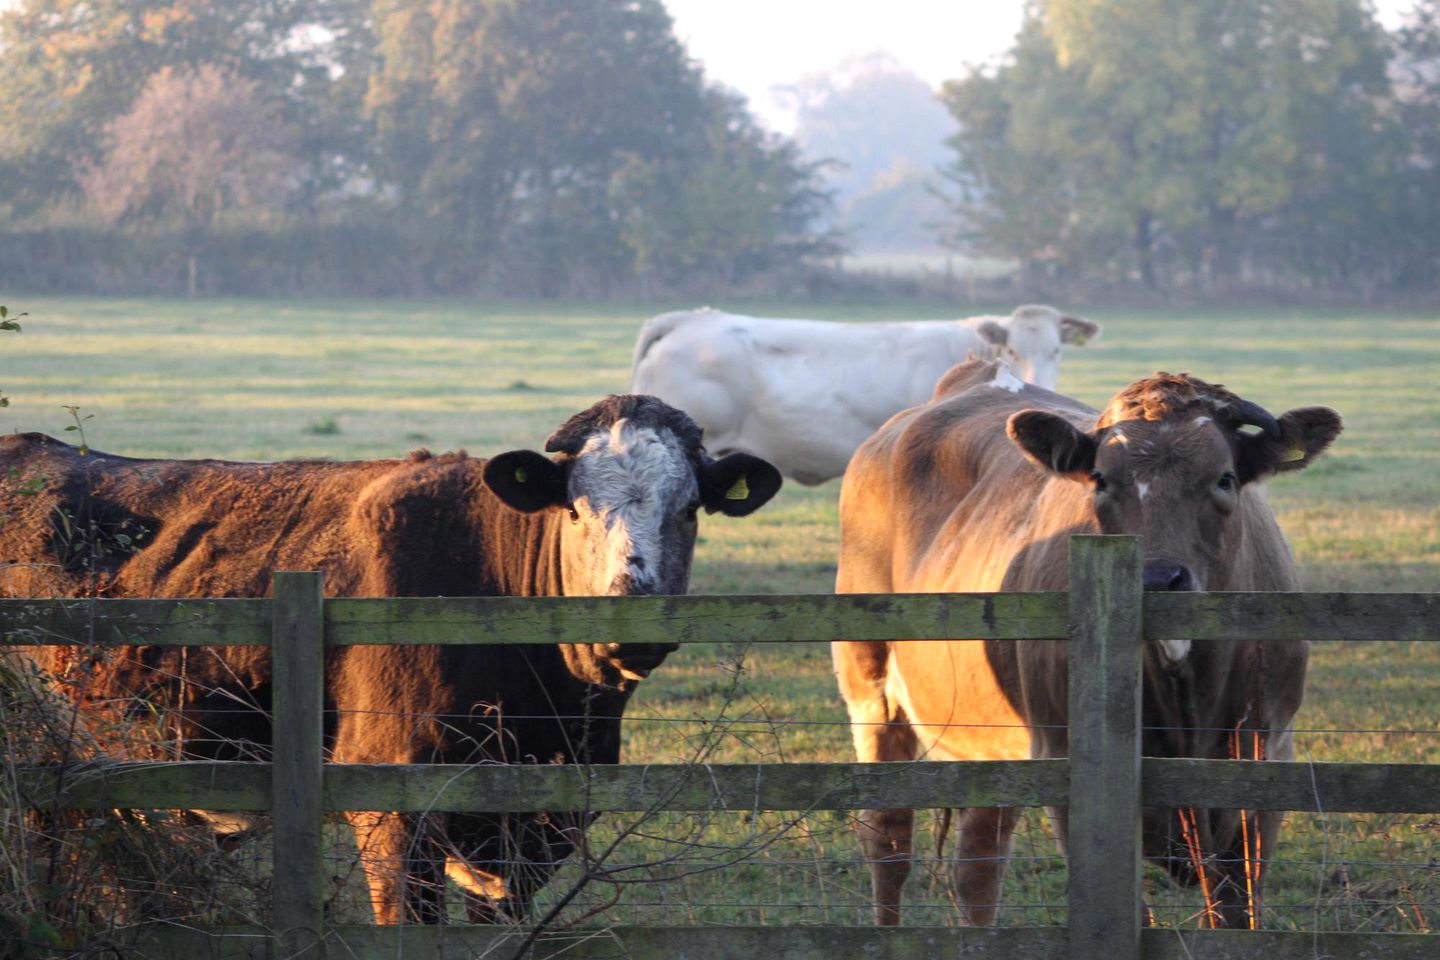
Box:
1231 399 1282 439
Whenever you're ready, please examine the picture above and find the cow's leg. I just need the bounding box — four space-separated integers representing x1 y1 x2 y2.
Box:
446 811 576 924
950 806 1020 925
345 810 445 924
446 858 513 923
1245 808 1283 927
1208 807 1280 929
833 640 918 925
1218 724 1294 929
857 806 915 926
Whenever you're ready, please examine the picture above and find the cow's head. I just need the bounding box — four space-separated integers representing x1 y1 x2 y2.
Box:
483 395 781 683
975 304 1100 390
1008 372 1341 650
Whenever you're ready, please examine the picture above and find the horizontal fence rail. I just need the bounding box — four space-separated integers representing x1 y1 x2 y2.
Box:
3 535 1437 960
127 924 1440 960
7 591 1439 648
16 757 1440 814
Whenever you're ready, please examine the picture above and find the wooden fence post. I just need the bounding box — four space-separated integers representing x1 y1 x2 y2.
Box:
1067 535 1144 960
272 571 327 960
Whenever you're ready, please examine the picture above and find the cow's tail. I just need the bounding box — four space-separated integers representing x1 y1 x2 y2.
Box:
630 307 712 382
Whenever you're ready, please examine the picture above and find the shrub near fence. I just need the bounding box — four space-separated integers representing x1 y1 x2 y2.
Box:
6 535 1440 960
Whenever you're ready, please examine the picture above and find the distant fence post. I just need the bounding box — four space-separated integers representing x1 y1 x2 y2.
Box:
1067 536 1143 960
272 571 327 960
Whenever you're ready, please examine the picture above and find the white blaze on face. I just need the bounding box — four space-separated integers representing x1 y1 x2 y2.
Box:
988 362 1026 393
1000 307 1065 389
566 419 698 595
1157 638 1193 663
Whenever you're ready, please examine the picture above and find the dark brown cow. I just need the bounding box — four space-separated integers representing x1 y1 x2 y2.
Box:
834 359 1341 928
0 395 781 923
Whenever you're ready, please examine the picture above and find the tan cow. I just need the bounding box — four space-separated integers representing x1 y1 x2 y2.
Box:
834 359 1342 928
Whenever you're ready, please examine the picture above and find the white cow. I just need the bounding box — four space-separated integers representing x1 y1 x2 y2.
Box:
630 305 1101 485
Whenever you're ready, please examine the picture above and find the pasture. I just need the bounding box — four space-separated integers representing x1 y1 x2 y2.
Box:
3 296 1439 931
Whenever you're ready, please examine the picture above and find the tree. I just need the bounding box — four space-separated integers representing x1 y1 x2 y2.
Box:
785 54 955 253
364 0 834 293
787 54 953 201
0 0 360 219
365 0 706 279
941 0 1402 291
615 89 838 289
939 16 1104 285
79 64 298 294
1390 1 1440 290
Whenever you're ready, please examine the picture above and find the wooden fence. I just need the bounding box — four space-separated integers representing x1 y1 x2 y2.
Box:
6 535 1440 960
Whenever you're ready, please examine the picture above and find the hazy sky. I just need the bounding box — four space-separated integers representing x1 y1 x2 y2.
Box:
665 0 1419 132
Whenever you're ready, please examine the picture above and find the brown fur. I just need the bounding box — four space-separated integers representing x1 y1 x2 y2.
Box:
0 400 781 924
834 358 1341 928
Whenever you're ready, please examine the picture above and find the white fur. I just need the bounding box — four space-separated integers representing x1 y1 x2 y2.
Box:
988 363 1026 393
569 420 697 594
630 305 1098 485
1137 482 1150 501
1157 638 1192 663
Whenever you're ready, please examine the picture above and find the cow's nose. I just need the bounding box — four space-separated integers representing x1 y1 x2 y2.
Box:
603 641 678 680
609 570 658 596
1143 563 1195 592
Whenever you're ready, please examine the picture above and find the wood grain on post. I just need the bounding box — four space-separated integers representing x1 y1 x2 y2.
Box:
271 572 326 960
1067 535 1144 960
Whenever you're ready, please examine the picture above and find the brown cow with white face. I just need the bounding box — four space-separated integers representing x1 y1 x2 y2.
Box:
1 395 782 924
834 359 1341 929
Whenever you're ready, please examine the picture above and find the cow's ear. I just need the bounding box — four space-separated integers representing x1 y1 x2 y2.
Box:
976 320 1008 346
484 450 568 512
700 453 782 517
1007 410 1097 481
1236 406 1342 485
1060 315 1100 346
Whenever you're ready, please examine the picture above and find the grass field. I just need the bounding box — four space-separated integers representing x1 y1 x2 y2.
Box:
3 296 1439 931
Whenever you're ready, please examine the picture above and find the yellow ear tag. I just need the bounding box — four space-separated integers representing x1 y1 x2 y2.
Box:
725 475 749 500
514 467 528 483
1280 447 1306 463
1075 335 1088 346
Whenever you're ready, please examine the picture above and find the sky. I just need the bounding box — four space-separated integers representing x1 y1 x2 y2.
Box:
664 0 1419 133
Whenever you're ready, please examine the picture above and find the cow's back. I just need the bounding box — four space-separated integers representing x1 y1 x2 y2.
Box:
0 433 515 599
632 311 990 484
839 360 1095 597
631 309 757 458
0 432 567 761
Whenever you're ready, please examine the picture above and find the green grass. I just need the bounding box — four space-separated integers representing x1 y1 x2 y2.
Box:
4 296 1439 931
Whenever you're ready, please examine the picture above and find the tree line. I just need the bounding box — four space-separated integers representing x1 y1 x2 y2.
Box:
0 0 836 297
940 0 1440 299
2 0 1437 301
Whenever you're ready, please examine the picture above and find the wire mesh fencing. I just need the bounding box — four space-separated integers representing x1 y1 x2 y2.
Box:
4 562 1439 960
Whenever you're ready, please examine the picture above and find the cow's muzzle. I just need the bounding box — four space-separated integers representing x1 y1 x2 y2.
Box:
603 641 679 680
1143 562 1196 592
609 571 658 597
1143 562 1196 663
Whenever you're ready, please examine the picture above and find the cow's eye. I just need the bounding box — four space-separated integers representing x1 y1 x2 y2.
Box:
1216 472 1237 494
684 503 699 522
567 504 580 522
1090 471 1107 493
